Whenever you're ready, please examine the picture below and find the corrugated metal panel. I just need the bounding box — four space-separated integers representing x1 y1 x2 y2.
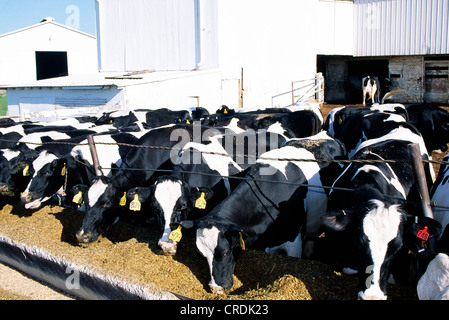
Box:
96 0 218 72
354 0 449 56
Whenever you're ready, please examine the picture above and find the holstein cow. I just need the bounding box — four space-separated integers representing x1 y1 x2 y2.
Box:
430 154 449 232
75 124 230 245
20 131 139 210
406 104 449 154
325 108 410 158
0 144 39 197
417 253 449 300
203 109 322 139
126 130 287 255
176 132 346 294
362 76 380 105
320 131 439 300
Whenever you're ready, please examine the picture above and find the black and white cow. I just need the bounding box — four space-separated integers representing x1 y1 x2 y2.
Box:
0 144 39 197
406 104 449 153
417 252 449 300
126 129 287 255
362 76 380 105
144 108 192 128
20 131 139 210
324 105 414 158
430 154 449 233
203 109 322 139
74 124 227 245
176 132 346 294
320 131 438 300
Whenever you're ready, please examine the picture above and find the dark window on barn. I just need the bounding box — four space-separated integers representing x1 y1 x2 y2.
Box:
35 51 68 80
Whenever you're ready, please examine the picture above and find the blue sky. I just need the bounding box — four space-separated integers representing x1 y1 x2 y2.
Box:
0 0 96 36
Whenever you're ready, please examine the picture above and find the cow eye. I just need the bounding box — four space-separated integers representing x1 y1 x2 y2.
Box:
222 249 230 257
179 202 187 210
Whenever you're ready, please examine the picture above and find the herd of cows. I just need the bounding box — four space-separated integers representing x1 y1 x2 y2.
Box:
0 103 449 300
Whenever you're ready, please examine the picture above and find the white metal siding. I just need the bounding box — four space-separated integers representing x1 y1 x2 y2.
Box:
354 0 449 56
96 0 218 72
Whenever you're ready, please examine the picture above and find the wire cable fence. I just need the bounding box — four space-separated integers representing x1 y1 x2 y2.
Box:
2 136 449 210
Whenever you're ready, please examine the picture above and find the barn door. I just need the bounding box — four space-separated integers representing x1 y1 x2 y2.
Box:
424 60 449 104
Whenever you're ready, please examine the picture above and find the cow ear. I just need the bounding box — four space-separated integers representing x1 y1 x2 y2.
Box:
404 215 442 247
71 184 89 194
51 158 66 169
126 186 154 202
226 224 248 250
179 220 196 230
190 187 214 201
321 210 351 231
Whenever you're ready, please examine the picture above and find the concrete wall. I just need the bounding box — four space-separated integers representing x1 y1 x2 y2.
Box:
389 56 425 103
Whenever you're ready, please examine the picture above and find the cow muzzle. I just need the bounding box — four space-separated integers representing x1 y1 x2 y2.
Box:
76 230 95 246
0 184 14 196
209 284 225 295
357 291 387 300
20 192 42 209
158 239 178 256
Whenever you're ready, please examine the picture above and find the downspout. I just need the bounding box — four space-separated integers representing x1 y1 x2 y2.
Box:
195 0 203 70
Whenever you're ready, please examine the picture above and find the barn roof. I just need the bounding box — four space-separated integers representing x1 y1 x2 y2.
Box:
0 19 96 40
0 70 217 90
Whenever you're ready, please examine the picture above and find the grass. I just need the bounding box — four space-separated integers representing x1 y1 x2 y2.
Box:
0 93 7 116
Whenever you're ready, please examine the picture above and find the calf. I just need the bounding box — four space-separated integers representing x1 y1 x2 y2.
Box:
362 76 380 105
127 130 286 255
177 132 346 294
321 136 439 300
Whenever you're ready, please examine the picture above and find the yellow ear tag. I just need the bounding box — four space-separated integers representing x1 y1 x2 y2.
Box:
224 108 228 114
119 192 127 206
129 194 141 211
338 116 343 125
186 119 191 124
169 225 183 243
61 163 66 176
239 232 246 251
195 192 207 209
23 165 30 177
72 191 83 205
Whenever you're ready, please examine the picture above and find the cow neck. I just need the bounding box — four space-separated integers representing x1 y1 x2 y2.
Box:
244 173 277 223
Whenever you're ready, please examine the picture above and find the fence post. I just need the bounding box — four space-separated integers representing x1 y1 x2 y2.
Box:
409 143 433 219
315 72 324 103
87 135 104 177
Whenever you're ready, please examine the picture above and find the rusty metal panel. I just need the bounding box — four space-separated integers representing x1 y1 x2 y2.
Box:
424 60 449 103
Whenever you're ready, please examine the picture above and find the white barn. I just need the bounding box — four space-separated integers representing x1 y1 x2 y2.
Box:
3 0 354 120
321 0 449 104
0 17 98 86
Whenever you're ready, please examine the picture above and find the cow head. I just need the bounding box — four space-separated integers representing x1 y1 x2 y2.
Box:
193 222 247 294
322 199 406 300
0 148 36 196
75 176 120 245
20 151 67 209
127 175 213 255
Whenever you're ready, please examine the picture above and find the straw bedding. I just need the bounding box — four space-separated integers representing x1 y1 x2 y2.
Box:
0 200 417 300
